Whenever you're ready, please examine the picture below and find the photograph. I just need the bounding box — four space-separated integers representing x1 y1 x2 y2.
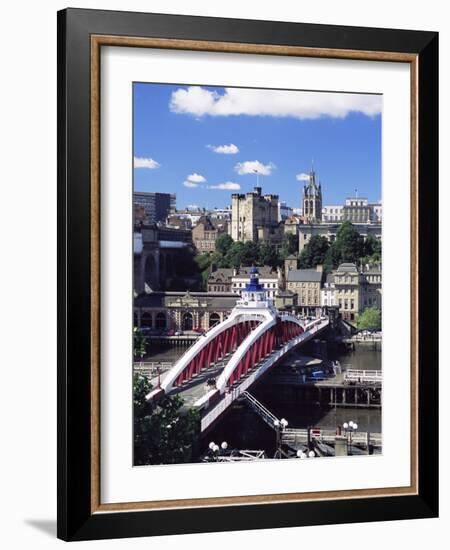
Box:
132 82 383 466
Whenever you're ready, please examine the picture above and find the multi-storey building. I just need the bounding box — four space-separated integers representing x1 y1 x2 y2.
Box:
322 205 343 222
360 264 382 310
192 216 219 252
133 192 176 224
207 268 234 293
342 197 372 224
320 273 336 307
286 266 324 306
333 263 362 321
230 186 280 243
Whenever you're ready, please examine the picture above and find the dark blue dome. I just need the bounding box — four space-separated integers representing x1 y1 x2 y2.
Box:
245 266 263 291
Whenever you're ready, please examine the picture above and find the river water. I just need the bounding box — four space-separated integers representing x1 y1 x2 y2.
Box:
146 342 382 459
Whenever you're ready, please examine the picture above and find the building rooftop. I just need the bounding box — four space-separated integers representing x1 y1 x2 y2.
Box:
234 266 279 279
336 263 358 273
287 269 323 283
208 268 234 282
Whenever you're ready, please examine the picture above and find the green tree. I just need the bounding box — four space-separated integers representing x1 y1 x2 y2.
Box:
298 235 330 269
133 327 147 359
334 222 364 264
357 307 382 331
215 233 234 256
258 242 280 268
280 233 298 259
224 241 245 268
133 374 200 465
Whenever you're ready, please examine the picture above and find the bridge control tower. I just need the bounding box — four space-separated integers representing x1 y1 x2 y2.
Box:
236 266 276 313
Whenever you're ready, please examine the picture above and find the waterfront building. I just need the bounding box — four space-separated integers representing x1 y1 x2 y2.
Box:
360 263 382 310
230 186 281 243
321 273 336 307
207 268 234 293
134 290 238 331
286 266 324 306
302 169 322 223
333 263 361 322
133 191 176 224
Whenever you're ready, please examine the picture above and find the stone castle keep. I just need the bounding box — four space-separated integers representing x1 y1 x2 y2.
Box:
230 186 280 243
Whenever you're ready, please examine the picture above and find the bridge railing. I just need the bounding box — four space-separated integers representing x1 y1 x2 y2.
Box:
344 369 382 383
282 428 382 447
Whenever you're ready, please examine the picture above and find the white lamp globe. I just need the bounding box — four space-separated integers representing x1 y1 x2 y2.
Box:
213 444 220 453
349 421 354 428
274 420 280 428
209 441 215 450
353 423 358 431
308 450 315 458
343 422 349 430
221 441 228 450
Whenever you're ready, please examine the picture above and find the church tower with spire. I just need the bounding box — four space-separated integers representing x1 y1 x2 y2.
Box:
302 167 322 223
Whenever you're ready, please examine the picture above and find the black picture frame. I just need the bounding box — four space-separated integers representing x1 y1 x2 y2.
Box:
57 7 438 541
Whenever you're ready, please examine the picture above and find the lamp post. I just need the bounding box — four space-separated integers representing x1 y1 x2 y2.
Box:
296 449 316 459
208 441 228 461
274 418 288 458
342 420 358 455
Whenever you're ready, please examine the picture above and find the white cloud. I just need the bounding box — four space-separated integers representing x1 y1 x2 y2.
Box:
208 182 241 191
234 160 275 176
182 173 206 188
169 86 382 119
134 156 160 169
186 173 206 183
207 143 239 154
296 173 310 181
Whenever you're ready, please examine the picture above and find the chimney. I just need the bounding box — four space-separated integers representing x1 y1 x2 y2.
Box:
316 264 323 273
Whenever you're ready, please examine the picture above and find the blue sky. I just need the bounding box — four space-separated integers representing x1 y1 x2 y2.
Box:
133 83 381 210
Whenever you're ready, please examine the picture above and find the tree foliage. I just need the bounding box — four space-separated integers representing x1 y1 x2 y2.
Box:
133 327 147 359
133 374 200 465
215 233 234 256
298 235 330 269
357 307 382 331
280 233 298 259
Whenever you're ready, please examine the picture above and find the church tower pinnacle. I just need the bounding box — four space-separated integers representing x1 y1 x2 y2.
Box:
302 166 322 223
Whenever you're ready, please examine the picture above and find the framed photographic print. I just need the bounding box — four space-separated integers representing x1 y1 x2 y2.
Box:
57 8 439 541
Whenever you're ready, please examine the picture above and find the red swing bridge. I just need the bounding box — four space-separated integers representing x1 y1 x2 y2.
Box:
147 267 329 433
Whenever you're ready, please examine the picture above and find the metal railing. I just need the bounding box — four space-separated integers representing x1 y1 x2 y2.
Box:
282 427 382 447
242 391 279 429
344 369 382 383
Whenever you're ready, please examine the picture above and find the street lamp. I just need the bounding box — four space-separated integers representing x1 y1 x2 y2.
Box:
296 449 315 459
343 420 358 455
208 441 228 461
274 418 289 458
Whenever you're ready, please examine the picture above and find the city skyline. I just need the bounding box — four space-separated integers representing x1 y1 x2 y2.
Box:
133 83 382 210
